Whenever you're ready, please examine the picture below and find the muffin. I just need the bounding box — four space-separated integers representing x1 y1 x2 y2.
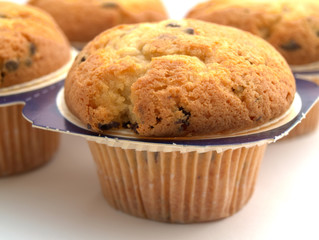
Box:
186 0 319 139
28 0 168 45
0 2 70 176
64 19 296 222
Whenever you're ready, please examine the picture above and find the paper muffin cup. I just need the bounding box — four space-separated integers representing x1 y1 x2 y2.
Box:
0 49 77 177
0 104 60 176
287 68 319 139
56 87 301 223
88 141 266 223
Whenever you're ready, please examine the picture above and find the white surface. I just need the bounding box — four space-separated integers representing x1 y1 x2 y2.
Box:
1 0 319 239
1 131 319 240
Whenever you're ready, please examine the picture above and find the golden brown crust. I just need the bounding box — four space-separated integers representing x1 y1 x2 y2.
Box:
186 0 319 65
65 19 295 137
0 2 70 88
28 0 168 42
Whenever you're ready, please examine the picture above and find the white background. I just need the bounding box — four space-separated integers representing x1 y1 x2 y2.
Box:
1 0 319 239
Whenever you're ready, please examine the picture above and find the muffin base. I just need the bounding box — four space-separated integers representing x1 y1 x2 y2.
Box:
0 105 60 176
88 141 267 223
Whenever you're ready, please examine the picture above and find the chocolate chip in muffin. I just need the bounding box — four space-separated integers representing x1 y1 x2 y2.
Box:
80 56 86 62
0 13 7 18
156 117 162 124
166 23 181 28
280 40 301 51
5 60 19 72
98 121 120 131
316 31 319 37
101 2 118 8
29 43 37 56
185 28 195 35
176 107 191 131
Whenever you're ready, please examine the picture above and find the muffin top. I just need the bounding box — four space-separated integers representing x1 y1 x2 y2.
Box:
0 2 70 88
28 0 168 42
65 19 296 137
186 0 319 65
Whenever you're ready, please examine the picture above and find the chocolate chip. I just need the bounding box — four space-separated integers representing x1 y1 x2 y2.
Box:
0 14 7 18
316 31 319 37
80 56 86 62
149 126 154 129
25 58 32 67
166 23 181 28
156 117 162 124
98 121 120 131
87 123 92 129
185 28 195 35
5 60 19 72
102 2 118 8
280 40 301 51
29 43 36 56
176 107 191 131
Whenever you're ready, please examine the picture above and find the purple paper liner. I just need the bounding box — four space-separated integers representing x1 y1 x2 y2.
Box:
0 78 318 147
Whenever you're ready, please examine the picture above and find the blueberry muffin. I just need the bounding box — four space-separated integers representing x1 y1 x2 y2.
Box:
28 0 168 43
0 2 70 176
65 19 295 137
186 0 319 66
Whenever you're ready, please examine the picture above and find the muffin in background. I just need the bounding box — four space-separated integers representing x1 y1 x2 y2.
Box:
186 0 319 139
0 2 70 176
64 19 296 222
28 0 168 45
186 0 319 66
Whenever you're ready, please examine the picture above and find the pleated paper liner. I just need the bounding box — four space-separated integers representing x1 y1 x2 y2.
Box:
57 88 301 223
88 141 266 223
0 48 77 176
288 62 319 140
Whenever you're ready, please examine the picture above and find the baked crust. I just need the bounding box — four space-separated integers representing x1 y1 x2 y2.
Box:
65 19 296 137
186 0 319 65
0 2 70 88
28 0 168 42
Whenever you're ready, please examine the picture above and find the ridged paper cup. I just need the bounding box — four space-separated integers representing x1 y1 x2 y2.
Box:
289 64 319 139
88 141 266 223
0 49 77 176
0 105 60 176
58 88 301 223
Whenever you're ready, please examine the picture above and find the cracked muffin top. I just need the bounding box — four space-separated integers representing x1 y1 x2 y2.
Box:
28 0 168 43
0 2 70 88
186 0 319 65
64 19 296 137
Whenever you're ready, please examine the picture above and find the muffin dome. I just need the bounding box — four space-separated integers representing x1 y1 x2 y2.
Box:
28 0 168 42
0 2 70 88
186 0 319 65
65 19 296 137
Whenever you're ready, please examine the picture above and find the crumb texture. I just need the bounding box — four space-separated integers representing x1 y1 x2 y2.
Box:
65 19 296 137
28 0 168 42
0 2 70 88
186 0 319 65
